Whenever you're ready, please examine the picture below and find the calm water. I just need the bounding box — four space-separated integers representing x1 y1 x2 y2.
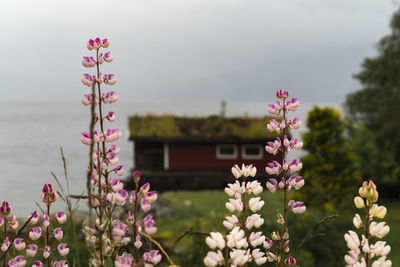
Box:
0 101 339 217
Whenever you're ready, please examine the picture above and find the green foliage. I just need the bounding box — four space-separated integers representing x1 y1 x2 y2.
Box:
298 106 361 210
345 7 400 185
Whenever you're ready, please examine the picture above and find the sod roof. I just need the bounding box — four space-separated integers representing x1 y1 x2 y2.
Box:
129 114 279 140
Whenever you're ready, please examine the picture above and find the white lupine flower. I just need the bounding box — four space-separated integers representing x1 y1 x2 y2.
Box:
231 165 242 179
227 227 248 249
248 197 264 212
241 164 257 178
223 215 239 230
354 259 367 267
245 214 264 230
225 198 243 213
371 256 392 267
263 238 274 249
373 241 391 257
248 232 265 247
344 249 360 265
204 250 224 267
361 235 370 254
224 181 245 199
371 205 387 219
246 181 263 195
344 230 360 250
370 222 390 238
206 232 226 250
353 214 363 229
230 249 251 266
252 249 267 265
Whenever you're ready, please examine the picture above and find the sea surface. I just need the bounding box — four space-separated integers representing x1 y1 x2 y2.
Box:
0 101 340 217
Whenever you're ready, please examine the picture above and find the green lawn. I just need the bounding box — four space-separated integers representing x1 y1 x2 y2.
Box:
155 190 400 266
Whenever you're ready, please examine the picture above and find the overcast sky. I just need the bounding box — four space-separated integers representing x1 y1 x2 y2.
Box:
0 0 397 106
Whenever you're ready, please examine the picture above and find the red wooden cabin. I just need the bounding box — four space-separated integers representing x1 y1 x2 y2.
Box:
128 115 281 190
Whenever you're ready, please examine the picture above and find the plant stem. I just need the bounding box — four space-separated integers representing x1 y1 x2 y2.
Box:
133 180 139 262
46 202 51 267
3 217 7 267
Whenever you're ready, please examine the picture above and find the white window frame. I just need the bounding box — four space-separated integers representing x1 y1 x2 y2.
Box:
216 144 238 159
241 144 263 159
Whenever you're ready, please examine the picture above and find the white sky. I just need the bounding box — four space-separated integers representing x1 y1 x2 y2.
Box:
0 0 397 106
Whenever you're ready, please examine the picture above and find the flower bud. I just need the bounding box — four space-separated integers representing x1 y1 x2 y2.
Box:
354 196 365 209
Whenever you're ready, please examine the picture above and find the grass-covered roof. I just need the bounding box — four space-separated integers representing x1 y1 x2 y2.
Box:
129 114 279 140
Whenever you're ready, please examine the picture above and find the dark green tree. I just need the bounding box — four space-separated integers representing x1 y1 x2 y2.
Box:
298 106 361 210
345 8 400 184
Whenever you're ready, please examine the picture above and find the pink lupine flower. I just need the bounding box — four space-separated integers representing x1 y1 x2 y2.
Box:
115 165 125 176
140 182 150 194
97 53 105 64
104 52 114 63
287 200 306 214
43 214 50 227
112 221 128 242
81 74 96 87
267 101 283 115
129 192 136 205
266 179 278 193
265 161 281 175
8 256 26 267
87 39 95 50
30 211 40 225
93 38 101 49
13 238 25 251
263 238 274 249
146 191 158 204
104 74 117 85
287 176 304 190
141 198 151 212
143 250 162 265
287 117 302 129
41 184 57 203
0 201 12 215
107 152 119 165
134 234 142 249
27 244 38 257
288 159 302 173
82 56 96 68
143 215 157 235
103 128 122 142
29 227 42 240
55 211 66 224
204 250 224 267
265 137 282 155
107 111 116 122
57 243 69 256
53 260 68 267
101 38 109 48
115 253 134 267
102 91 119 103
285 98 300 112
43 246 51 259
54 227 63 240
110 177 123 192
276 89 289 99
8 214 19 229
267 119 286 134
284 256 296 265
114 189 129 206
1 237 10 252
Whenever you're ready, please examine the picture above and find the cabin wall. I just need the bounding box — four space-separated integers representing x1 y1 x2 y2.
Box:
168 143 279 170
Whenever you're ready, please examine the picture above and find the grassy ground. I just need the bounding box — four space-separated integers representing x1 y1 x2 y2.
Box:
155 190 400 266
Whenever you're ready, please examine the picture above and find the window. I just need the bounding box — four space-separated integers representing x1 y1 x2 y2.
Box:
216 144 238 159
242 145 263 159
